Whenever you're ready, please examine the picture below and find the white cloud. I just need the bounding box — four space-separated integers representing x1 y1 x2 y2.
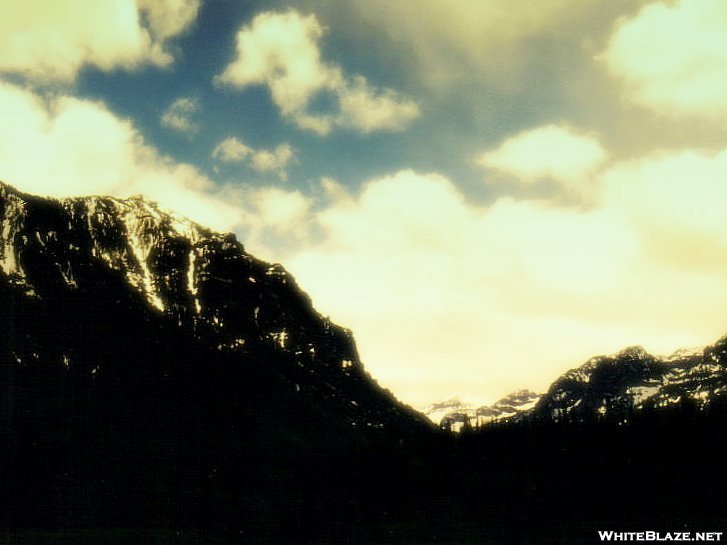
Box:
160 96 200 134
337 76 420 133
0 79 241 231
477 125 607 197
216 10 420 134
212 137 295 180
250 145 295 179
602 0 727 120
211 137 253 162
216 11 335 116
0 0 200 82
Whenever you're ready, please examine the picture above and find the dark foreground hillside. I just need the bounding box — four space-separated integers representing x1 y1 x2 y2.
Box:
1 182 725 544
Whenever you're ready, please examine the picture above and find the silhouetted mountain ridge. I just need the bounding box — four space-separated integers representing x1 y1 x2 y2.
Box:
3 181 727 543
0 181 435 537
0 181 429 433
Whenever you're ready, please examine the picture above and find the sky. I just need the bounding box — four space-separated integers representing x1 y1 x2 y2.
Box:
2 0 727 408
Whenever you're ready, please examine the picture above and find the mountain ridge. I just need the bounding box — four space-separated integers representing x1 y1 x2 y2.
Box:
427 339 727 430
0 180 431 433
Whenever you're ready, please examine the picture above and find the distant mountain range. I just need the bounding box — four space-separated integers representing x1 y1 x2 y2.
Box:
528 342 726 423
426 341 727 430
423 389 541 430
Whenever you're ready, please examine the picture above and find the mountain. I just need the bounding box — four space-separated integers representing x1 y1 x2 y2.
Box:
428 339 727 432
449 337 727 541
424 390 541 431
0 181 429 431
0 181 434 539
516 341 727 425
3 180 727 543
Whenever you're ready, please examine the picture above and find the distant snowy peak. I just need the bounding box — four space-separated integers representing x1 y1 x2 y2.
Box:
477 389 541 419
425 390 542 431
422 397 478 427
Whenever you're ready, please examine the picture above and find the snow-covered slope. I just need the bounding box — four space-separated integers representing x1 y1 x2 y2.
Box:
425 390 541 431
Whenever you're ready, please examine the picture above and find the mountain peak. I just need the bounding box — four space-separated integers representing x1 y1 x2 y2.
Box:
616 345 650 360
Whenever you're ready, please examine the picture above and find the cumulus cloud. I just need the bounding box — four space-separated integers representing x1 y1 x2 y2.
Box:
477 125 607 198
212 137 295 180
216 10 420 134
0 0 200 82
212 137 253 163
0 79 241 231
216 11 334 115
160 96 200 134
337 76 421 133
602 0 727 120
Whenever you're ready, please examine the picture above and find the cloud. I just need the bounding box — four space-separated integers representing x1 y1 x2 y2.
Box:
250 145 295 179
211 137 253 163
602 0 727 120
137 0 201 43
231 158 727 408
0 0 200 82
477 125 607 198
0 79 241 231
160 96 200 134
212 137 295 180
228 186 313 254
216 10 420 134
601 148 727 266
216 11 335 116
328 0 605 88
337 76 421 133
